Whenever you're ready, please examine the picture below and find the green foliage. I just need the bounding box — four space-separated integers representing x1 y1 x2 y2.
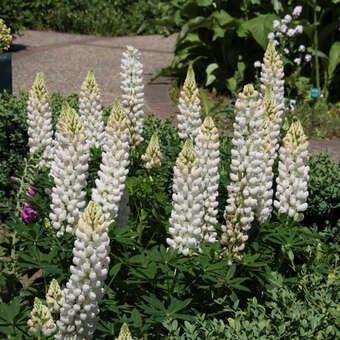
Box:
305 153 340 229
0 0 169 37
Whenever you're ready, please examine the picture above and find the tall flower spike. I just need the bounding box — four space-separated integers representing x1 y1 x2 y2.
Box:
141 132 162 169
274 119 309 221
27 297 57 337
49 102 89 236
79 69 105 149
46 279 65 312
260 40 285 125
256 87 281 223
92 99 130 225
116 323 133 340
177 65 202 140
55 201 110 340
0 19 12 54
120 45 144 147
195 116 219 243
27 72 54 168
221 84 264 265
167 139 204 255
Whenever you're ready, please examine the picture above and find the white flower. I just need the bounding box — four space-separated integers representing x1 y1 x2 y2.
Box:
274 120 309 221
284 48 290 54
195 116 220 243
142 132 162 169
177 65 202 140
280 24 288 33
298 44 306 52
221 85 264 263
55 202 111 340
268 32 275 40
27 72 54 168
116 323 133 340
79 69 105 149
91 99 130 225
49 102 89 236
305 53 312 62
276 32 283 38
167 140 204 255
273 39 279 46
254 61 262 68
273 20 280 29
283 14 292 24
287 28 296 37
289 99 297 111
293 6 303 18
260 40 285 126
27 298 56 337
294 57 301 65
295 25 303 34
46 279 65 312
120 45 144 147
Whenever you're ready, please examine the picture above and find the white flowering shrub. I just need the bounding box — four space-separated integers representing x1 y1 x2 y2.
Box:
55 201 110 340
274 119 309 221
27 72 54 168
79 69 105 149
177 65 202 140
120 45 144 147
167 139 204 255
195 116 219 243
49 102 89 237
91 99 130 225
221 84 264 264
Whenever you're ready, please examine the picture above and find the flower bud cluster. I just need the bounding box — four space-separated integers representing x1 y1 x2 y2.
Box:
27 72 54 168
120 45 144 147
274 119 309 221
167 140 204 255
79 70 105 149
0 19 12 54
177 65 202 140
49 102 89 237
221 85 264 264
142 132 162 169
116 323 133 340
27 297 57 337
55 201 110 340
260 40 285 125
256 88 281 224
195 116 219 243
91 99 130 225
46 279 65 312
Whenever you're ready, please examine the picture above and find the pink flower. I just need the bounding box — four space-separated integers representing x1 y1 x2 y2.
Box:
21 207 37 224
10 176 18 181
27 185 36 197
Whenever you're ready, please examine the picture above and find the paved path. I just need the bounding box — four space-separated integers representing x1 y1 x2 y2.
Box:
11 30 340 163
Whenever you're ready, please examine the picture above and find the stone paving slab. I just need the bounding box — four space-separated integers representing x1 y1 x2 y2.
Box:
10 30 340 163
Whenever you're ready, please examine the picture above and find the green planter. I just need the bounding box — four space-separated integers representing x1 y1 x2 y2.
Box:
0 52 12 95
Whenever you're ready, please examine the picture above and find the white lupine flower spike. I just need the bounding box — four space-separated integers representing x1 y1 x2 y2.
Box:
46 279 65 312
257 87 280 224
167 139 204 255
221 84 264 265
142 132 162 169
120 45 144 147
27 72 54 168
195 116 219 243
260 40 285 125
274 119 309 221
55 201 110 340
91 99 130 225
116 323 133 340
177 65 202 140
49 102 89 237
79 69 105 149
27 297 57 337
